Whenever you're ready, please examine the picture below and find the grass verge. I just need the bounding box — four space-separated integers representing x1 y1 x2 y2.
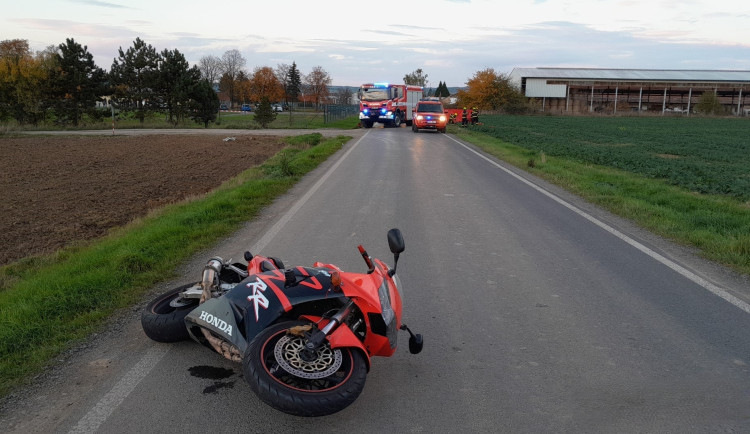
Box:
213 112 359 129
0 133 348 398
450 125 750 276
1 113 360 132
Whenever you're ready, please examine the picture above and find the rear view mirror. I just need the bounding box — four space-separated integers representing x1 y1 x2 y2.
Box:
387 228 405 277
387 228 405 254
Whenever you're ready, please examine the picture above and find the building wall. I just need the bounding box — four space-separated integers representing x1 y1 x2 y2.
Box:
513 68 750 115
525 79 567 98
529 82 748 115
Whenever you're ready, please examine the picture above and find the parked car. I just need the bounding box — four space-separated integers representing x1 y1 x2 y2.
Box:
220 104 228 111
272 104 283 112
412 99 447 133
241 104 252 112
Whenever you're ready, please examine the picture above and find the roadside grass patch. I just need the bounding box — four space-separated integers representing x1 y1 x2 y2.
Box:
3 111 360 131
0 133 348 398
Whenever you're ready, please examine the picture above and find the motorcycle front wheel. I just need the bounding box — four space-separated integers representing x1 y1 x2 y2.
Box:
141 283 199 343
243 320 367 417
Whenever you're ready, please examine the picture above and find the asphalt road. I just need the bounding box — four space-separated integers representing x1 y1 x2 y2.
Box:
2 126 750 433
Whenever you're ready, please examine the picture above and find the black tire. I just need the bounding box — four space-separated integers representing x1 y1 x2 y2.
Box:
392 112 402 127
244 320 368 417
141 283 200 343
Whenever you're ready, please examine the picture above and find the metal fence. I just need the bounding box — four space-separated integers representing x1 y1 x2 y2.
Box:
324 105 359 123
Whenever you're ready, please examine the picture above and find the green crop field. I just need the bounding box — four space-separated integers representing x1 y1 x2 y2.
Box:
451 115 750 276
473 115 750 200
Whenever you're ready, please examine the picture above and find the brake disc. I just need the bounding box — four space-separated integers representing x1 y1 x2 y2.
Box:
273 335 343 379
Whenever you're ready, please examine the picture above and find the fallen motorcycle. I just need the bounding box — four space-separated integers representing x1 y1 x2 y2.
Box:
141 228 423 416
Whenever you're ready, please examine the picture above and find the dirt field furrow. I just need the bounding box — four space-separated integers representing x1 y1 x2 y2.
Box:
0 134 286 266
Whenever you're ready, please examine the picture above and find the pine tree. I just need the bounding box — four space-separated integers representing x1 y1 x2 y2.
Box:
158 48 201 125
435 81 450 98
190 79 219 128
110 37 161 124
53 38 106 126
254 96 276 128
287 62 302 102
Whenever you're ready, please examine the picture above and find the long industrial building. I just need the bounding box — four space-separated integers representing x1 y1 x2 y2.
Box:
509 68 750 115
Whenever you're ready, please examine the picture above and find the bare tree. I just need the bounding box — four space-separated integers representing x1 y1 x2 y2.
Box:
219 49 246 108
303 65 331 109
198 55 222 85
276 63 290 103
336 87 354 105
404 68 429 87
275 63 290 85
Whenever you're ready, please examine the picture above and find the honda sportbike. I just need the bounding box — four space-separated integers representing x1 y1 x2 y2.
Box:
141 228 423 416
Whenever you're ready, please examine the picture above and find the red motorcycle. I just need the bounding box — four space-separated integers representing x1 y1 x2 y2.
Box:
141 229 423 416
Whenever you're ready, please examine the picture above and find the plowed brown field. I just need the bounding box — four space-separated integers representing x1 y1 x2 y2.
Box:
0 134 287 266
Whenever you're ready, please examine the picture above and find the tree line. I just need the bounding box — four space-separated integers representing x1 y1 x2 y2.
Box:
1 35 530 129
0 37 334 128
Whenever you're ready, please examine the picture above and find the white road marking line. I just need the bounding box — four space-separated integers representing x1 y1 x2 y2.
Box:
68 346 169 434
449 135 750 315
68 131 369 433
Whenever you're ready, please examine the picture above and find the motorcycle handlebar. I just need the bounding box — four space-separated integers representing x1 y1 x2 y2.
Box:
358 245 375 272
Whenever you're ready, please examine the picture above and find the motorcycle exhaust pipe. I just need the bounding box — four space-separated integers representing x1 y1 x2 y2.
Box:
200 257 224 303
201 328 242 362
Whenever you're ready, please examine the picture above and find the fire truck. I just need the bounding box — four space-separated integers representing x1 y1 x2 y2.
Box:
358 82 423 128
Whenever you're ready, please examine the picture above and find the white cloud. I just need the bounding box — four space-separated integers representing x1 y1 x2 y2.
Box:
2 0 748 86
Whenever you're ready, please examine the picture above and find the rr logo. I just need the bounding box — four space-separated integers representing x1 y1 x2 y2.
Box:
246 278 269 321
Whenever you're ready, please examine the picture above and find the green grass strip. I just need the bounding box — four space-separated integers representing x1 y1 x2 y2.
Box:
451 125 750 276
0 133 349 397
2 112 361 131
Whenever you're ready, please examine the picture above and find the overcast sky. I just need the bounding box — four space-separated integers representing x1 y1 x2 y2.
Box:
4 0 750 87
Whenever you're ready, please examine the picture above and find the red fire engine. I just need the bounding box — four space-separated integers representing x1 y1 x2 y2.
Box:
358 82 423 128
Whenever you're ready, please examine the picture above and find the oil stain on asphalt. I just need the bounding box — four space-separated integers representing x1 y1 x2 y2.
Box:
188 366 236 394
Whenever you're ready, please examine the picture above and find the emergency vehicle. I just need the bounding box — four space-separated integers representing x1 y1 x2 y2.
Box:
358 83 423 128
412 98 447 133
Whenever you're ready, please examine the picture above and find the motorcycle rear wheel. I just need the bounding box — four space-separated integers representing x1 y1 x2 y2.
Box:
141 283 199 343
244 320 367 417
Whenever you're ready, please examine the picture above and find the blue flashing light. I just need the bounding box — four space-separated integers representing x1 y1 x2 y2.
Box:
374 82 389 88
380 108 387 114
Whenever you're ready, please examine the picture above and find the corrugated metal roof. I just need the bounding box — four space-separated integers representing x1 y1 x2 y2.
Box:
510 68 750 83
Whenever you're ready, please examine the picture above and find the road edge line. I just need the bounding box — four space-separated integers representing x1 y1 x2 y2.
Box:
448 135 750 315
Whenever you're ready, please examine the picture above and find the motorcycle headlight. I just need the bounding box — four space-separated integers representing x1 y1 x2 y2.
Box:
378 280 395 326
